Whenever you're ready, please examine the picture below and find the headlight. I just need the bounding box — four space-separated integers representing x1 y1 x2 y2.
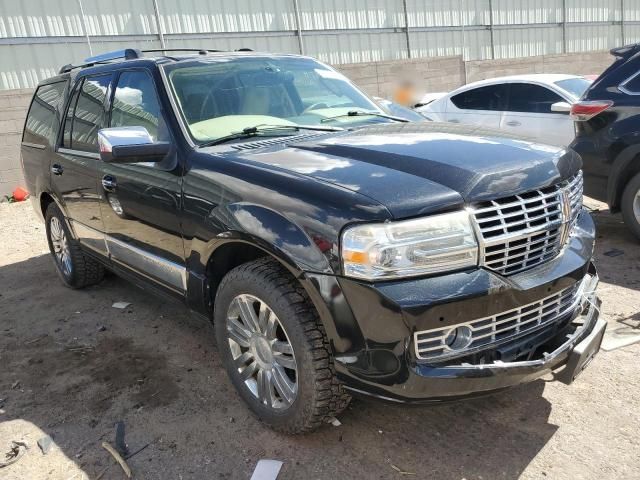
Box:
341 211 478 280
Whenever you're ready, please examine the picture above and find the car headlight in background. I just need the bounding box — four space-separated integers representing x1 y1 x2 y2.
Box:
341 211 478 280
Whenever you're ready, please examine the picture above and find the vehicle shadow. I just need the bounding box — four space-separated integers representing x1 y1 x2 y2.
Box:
0 254 558 479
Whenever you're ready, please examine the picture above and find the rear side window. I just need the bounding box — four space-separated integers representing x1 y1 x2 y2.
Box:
506 83 564 113
23 81 67 147
451 84 508 111
110 70 167 141
620 72 640 94
62 74 112 152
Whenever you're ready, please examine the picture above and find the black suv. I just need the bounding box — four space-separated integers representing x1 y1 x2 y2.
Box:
21 48 605 433
571 43 640 239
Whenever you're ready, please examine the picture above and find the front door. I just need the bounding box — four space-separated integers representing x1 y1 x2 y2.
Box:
53 74 112 256
98 69 185 296
501 83 575 147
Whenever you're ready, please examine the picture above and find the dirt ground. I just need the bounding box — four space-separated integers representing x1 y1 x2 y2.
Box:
0 198 639 480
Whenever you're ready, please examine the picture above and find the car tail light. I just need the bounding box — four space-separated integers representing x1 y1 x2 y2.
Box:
570 100 613 121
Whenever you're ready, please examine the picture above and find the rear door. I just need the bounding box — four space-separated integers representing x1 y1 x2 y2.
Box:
98 68 185 296
21 80 68 210
53 73 112 255
501 82 574 146
444 84 508 129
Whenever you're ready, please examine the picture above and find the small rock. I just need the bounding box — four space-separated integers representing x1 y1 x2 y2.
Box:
97 325 107 332
37 435 54 455
11 380 20 390
112 302 131 309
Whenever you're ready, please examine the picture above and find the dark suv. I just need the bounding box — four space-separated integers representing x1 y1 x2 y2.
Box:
571 43 640 239
21 48 605 433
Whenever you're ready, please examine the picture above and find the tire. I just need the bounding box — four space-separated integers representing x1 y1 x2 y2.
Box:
45 203 105 288
213 258 350 433
621 172 640 241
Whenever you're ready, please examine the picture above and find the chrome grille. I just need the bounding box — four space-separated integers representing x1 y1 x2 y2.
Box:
472 171 583 275
414 277 587 361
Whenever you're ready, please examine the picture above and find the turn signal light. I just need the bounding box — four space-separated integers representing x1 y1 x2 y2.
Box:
570 100 613 121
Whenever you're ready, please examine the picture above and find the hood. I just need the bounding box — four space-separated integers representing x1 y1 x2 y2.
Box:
229 122 581 219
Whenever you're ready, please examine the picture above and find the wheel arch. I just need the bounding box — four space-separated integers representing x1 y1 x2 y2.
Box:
607 144 640 211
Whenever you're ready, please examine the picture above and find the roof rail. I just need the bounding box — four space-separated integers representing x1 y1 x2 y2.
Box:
59 48 142 74
142 48 222 55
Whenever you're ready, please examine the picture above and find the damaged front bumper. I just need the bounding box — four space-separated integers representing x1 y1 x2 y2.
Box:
304 211 605 403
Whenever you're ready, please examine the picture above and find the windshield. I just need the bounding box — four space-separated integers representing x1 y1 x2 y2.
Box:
164 56 386 143
555 77 592 100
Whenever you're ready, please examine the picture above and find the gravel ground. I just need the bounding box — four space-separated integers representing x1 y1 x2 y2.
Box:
0 198 639 480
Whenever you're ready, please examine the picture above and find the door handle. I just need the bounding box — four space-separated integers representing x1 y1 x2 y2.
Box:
506 120 521 127
51 164 63 175
448 119 460 123
102 175 117 192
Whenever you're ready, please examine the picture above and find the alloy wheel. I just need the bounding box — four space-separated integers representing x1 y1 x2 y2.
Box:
634 189 640 224
50 217 72 277
226 294 298 409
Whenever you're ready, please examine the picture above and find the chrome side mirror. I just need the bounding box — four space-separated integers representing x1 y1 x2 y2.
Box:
98 126 170 164
551 101 572 114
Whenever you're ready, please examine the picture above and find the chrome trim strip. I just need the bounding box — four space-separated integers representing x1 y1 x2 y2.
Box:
21 141 46 150
57 147 100 160
106 236 187 291
619 70 640 95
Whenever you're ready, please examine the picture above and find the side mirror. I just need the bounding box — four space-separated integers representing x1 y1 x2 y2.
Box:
98 126 170 164
551 101 572 114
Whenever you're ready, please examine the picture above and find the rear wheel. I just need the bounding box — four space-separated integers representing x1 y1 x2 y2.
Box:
621 172 640 241
214 258 350 433
45 203 105 288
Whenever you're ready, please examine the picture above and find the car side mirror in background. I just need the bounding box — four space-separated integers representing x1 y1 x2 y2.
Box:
551 101 572 114
98 126 171 164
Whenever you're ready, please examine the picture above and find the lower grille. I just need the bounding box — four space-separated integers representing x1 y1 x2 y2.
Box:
414 277 587 361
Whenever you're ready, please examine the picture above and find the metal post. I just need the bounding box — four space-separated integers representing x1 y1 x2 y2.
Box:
76 0 93 56
402 0 412 59
152 0 166 48
621 0 626 46
292 0 304 55
488 0 495 59
562 0 567 53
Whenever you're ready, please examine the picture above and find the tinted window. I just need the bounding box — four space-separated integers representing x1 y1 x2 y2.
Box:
110 70 167 141
555 78 591 99
70 74 111 152
451 85 508 111
506 83 564 113
62 82 81 148
23 81 67 147
621 73 640 93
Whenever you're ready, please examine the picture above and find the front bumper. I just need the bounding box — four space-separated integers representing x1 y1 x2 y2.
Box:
303 210 604 403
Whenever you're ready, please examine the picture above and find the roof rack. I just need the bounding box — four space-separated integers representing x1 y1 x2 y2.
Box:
58 47 257 74
59 48 142 74
142 48 222 55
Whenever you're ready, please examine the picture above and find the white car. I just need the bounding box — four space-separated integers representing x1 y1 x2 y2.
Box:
416 74 592 146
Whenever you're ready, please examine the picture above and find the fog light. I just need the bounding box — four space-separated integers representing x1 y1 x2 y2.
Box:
444 325 473 350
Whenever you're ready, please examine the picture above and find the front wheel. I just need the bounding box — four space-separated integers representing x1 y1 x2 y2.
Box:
214 258 350 433
621 172 640 241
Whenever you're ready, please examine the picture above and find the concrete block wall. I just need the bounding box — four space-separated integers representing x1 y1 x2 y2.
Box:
0 89 32 198
337 56 465 98
465 51 613 83
0 50 615 199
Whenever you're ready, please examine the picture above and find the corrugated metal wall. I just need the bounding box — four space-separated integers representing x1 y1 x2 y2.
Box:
0 0 635 89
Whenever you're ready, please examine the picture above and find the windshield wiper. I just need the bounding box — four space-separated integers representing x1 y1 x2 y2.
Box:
201 124 344 147
320 110 409 123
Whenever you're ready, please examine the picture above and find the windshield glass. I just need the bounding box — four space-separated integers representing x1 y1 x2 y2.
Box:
555 77 592 100
164 56 385 143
